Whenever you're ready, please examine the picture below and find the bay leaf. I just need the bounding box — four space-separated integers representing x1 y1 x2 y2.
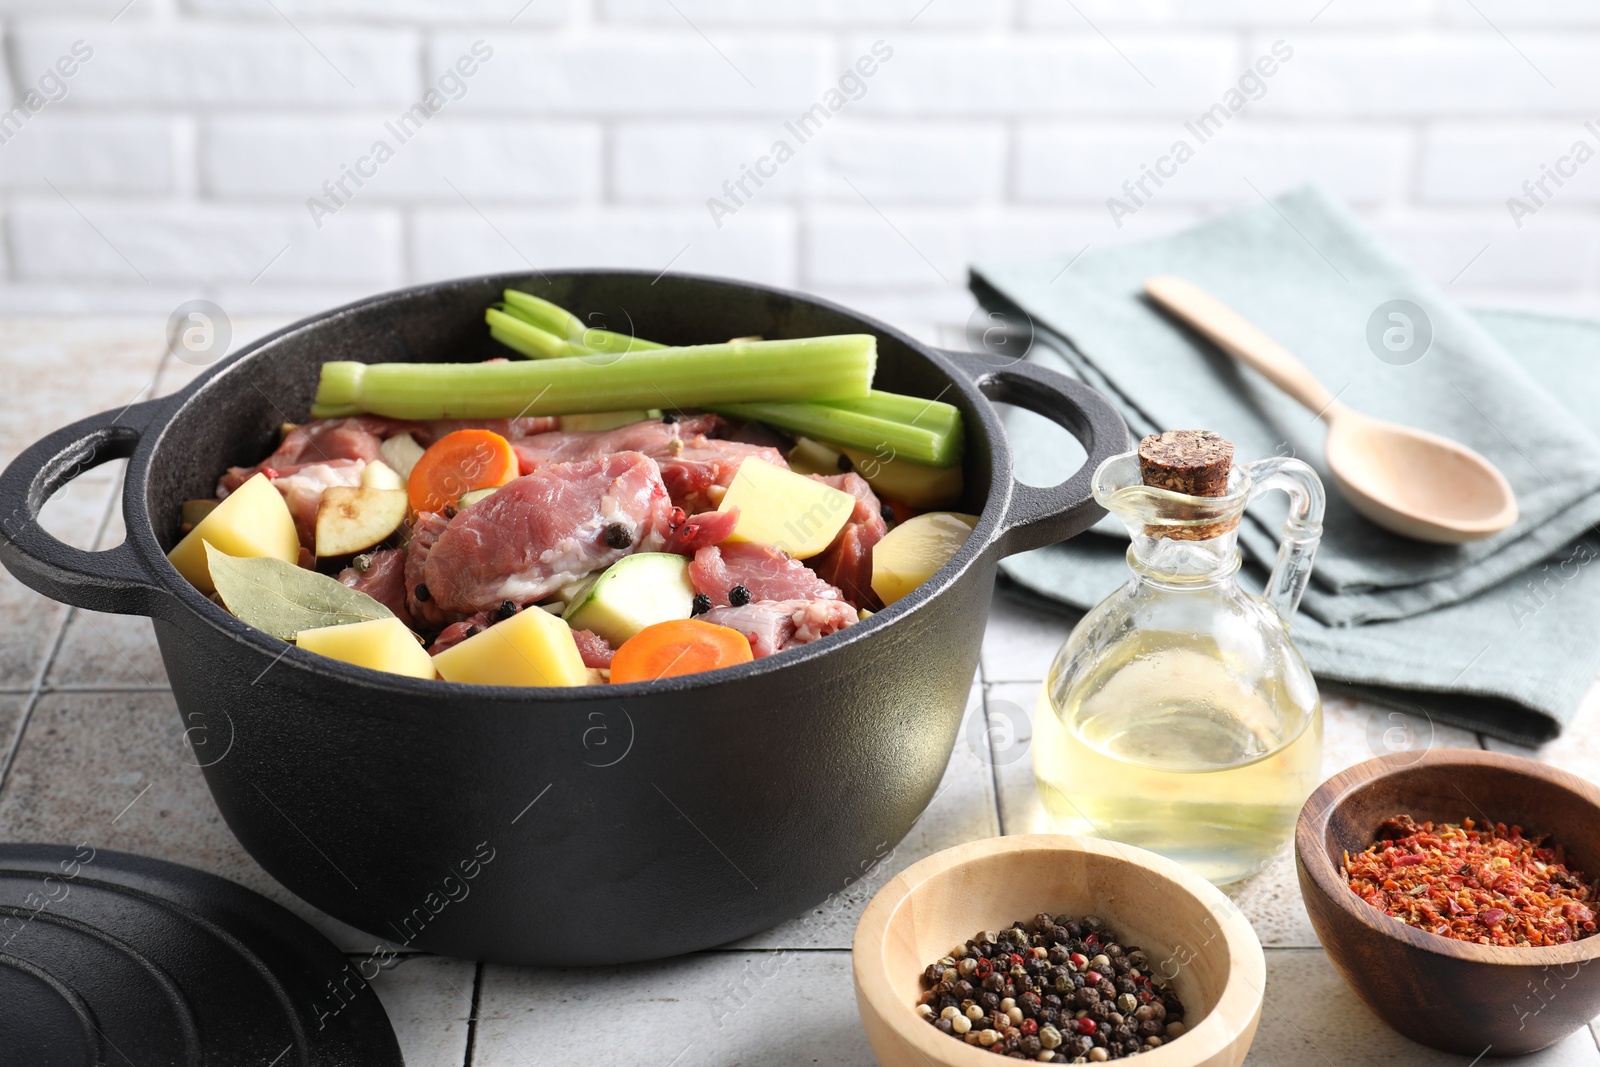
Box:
204 543 396 641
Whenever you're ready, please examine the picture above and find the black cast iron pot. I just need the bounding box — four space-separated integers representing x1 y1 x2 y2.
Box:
0 271 1127 966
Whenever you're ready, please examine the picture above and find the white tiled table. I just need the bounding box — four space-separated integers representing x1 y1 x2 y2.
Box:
4 320 1599 1066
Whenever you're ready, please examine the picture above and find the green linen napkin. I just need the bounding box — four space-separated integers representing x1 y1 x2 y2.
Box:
973 185 1600 628
973 189 1600 744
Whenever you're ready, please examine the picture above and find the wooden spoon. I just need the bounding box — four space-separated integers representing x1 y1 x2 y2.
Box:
1143 275 1517 544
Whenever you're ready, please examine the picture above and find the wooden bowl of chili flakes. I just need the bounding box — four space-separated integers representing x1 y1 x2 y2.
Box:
1296 749 1600 1056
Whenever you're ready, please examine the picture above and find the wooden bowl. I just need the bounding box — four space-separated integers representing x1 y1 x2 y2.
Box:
1296 749 1600 1056
853 835 1265 1067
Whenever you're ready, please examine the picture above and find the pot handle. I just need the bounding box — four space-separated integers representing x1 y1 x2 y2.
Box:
0 398 175 618
942 350 1131 556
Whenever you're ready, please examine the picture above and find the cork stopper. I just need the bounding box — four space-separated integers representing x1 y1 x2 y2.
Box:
1137 429 1236 540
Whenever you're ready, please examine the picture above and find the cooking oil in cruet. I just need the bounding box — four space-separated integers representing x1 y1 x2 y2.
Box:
1033 430 1326 885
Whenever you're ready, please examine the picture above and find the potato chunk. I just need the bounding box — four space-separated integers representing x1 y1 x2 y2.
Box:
431 606 589 687
296 617 435 679
869 512 979 606
717 457 855 559
167 473 299 594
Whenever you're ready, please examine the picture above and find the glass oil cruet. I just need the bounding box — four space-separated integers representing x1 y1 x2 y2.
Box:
1033 430 1326 885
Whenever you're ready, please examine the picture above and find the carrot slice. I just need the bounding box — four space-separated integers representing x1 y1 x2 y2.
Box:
610 619 755 683
406 429 518 514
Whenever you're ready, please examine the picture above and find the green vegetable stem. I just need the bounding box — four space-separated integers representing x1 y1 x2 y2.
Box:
494 290 965 467
311 335 877 420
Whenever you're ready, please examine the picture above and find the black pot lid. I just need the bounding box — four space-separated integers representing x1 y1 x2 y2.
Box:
0 843 402 1067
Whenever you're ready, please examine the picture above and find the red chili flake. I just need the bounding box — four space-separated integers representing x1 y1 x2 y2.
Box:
974 958 992 979
1084 933 1099 947
1009 952 1025 966
1344 814 1599 948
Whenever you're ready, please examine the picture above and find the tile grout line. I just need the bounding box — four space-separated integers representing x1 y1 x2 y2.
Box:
39 684 175 694
980 682 1008 837
0 486 118 792
462 959 484 1066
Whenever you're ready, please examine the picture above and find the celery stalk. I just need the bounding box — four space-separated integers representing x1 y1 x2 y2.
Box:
487 308 587 359
816 390 961 435
492 290 965 466
309 336 877 420
499 291 667 355
708 400 960 467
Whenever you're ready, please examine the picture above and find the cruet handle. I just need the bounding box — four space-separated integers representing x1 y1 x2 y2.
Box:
1242 456 1325 623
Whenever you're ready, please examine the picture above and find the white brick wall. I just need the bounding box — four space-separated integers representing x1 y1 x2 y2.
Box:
0 1 1596 334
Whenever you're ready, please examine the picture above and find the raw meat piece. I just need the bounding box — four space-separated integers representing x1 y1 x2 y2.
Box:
689 543 844 608
404 511 452 627
408 451 674 620
428 611 494 655
337 546 413 629
411 417 558 446
509 415 784 513
806 472 887 610
660 507 741 556
657 436 787 514
571 628 614 669
700 599 858 658
510 414 723 470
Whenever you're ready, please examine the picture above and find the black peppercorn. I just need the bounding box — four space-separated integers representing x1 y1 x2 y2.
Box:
603 522 634 549
728 584 751 606
662 412 678 424
836 452 853 472
494 599 519 621
691 592 712 616
413 583 431 603
918 912 1185 1061
463 625 480 638
443 505 457 519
